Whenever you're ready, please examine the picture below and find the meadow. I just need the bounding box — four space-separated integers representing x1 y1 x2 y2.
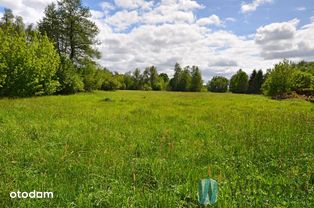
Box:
0 91 313 207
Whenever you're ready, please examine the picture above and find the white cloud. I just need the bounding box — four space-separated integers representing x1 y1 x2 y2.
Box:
241 0 273 13
100 2 115 11
140 0 204 25
94 18 272 80
91 10 106 19
255 18 299 44
90 1 281 80
106 10 139 31
175 0 205 11
113 0 154 10
256 18 314 60
296 6 306 11
142 9 195 25
104 0 205 30
196 15 222 26
0 0 57 24
225 17 236 23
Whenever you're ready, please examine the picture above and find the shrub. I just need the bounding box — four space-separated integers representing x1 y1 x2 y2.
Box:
143 83 152 91
57 57 84 94
291 70 314 91
101 75 120 91
80 60 103 92
262 61 294 97
0 29 60 97
208 76 229 92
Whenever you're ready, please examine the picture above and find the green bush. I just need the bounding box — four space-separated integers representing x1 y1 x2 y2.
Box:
294 61 314 76
262 61 294 96
291 70 314 91
101 73 121 91
57 57 84 94
80 60 104 92
208 76 229 92
143 83 152 91
0 29 60 97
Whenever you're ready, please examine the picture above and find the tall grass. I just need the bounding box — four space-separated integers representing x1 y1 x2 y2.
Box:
0 91 313 207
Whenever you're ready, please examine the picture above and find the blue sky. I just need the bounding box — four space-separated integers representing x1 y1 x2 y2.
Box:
81 0 314 35
0 0 314 79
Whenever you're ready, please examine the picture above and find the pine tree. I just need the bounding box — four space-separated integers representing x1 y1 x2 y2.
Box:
248 69 264 94
255 70 264 94
38 3 62 55
247 70 257 94
39 0 99 62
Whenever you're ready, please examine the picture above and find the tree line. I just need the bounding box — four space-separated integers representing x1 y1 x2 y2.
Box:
0 0 313 99
207 61 314 99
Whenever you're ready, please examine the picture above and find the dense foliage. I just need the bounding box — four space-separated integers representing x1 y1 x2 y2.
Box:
291 71 313 92
262 60 314 98
229 69 249 93
208 76 229 92
190 66 203 92
0 17 60 97
56 56 84 94
168 64 203 92
247 69 264 94
0 2 112 97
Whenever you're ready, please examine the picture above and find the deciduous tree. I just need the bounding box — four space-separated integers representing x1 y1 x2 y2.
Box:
229 69 249 93
208 76 229 92
262 60 294 97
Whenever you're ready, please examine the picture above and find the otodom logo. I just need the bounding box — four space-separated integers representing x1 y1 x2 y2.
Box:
10 190 53 199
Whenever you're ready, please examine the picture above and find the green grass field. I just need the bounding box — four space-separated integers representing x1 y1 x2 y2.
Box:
0 91 313 207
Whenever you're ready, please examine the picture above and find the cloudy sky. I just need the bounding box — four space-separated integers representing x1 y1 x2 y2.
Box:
0 0 314 79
